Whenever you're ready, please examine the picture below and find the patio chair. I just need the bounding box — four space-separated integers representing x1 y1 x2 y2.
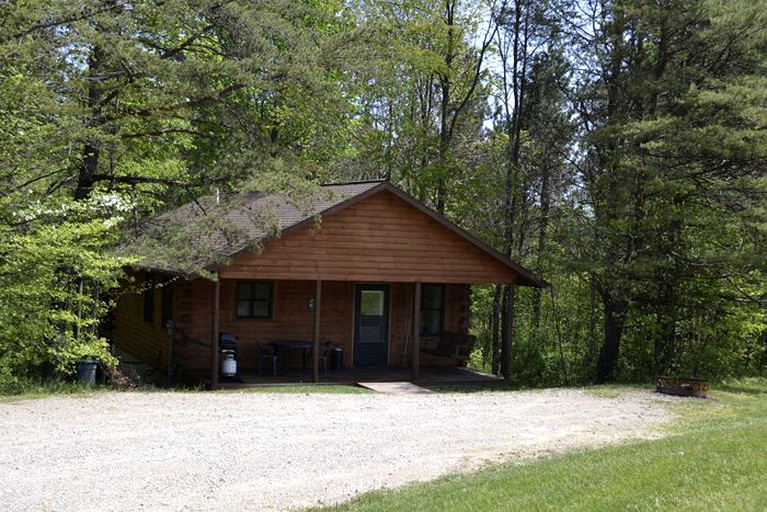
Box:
256 341 278 377
306 341 332 378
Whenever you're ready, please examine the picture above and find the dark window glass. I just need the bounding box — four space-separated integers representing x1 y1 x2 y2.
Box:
236 281 273 319
420 284 444 336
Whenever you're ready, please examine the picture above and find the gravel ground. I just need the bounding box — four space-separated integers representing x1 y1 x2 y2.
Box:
0 388 672 511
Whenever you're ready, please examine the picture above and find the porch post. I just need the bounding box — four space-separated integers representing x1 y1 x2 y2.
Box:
211 275 220 390
501 282 514 381
412 280 421 381
312 278 321 383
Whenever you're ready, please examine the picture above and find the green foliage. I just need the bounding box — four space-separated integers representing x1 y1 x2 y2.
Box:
0 0 357 384
0 197 132 381
559 0 767 382
337 0 493 211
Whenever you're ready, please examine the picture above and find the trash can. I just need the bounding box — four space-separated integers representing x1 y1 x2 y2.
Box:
332 347 344 370
76 359 98 386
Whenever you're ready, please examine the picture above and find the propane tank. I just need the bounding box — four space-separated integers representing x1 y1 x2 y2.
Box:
221 350 237 377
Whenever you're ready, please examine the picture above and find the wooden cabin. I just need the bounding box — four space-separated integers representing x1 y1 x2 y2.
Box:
111 181 546 386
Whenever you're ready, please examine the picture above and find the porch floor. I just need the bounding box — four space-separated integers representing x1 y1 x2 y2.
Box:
216 366 503 389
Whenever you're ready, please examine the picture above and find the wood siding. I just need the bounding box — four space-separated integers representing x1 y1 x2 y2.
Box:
163 278 470 376
111 272 172 372
219 189 518 284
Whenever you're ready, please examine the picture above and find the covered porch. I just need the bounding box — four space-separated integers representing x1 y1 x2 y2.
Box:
204 277 494 389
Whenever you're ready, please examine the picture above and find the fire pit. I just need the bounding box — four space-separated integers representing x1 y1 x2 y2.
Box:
656 376 708 398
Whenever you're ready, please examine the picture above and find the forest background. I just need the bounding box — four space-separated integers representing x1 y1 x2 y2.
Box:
1 0 765 389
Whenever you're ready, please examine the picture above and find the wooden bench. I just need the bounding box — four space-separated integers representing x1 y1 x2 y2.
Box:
422 331 476 365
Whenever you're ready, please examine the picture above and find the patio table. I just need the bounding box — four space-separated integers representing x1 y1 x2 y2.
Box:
272 340 312 373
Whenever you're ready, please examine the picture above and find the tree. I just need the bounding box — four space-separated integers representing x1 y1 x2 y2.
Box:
567 0 767 381
0 0 355 385
483 0 572 378
340 0 496 212
0 197 132 384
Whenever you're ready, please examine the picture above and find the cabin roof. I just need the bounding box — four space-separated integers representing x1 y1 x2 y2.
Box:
136 180 546 287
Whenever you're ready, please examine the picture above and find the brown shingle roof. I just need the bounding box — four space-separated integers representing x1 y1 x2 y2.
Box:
193 181 382 253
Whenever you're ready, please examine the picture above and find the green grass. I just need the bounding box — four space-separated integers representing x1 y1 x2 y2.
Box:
312 378 767 512
0 379 108 402
580 383 647 399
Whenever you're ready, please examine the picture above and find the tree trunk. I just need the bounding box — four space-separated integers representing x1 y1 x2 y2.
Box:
435 0 456 213
654 280 679 377
532 164 551 333
75 45 106 200
596 296 626 383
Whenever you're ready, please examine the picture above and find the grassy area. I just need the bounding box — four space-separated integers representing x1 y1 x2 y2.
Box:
314 378 767 512
0 379 108 402
0 380 371 400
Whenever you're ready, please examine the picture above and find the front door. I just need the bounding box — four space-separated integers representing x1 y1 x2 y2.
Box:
353 284 390 367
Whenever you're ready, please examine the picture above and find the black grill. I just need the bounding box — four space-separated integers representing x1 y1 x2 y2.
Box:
219 332 237 350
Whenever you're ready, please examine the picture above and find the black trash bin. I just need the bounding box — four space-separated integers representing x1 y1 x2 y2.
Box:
332 347 344 370
76 359 98 386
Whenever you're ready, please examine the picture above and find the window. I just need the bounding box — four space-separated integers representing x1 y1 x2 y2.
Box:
420 284 444 336
360 290 385 316
236 281 273 319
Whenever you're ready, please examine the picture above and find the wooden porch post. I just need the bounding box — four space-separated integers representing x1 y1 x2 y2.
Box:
312 278 321 383
412 280 421 381
501 282 514 382
211 275 220 390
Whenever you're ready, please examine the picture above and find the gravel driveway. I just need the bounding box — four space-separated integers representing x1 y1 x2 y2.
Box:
0 388 671 511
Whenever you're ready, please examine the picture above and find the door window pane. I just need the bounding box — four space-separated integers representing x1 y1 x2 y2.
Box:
360 290 384 316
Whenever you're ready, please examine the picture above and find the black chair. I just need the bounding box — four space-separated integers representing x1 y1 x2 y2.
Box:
256 341 278 377
306 341 332 378
318 341 332 377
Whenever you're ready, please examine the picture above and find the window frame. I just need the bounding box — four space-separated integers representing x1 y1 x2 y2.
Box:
420 283 445 337
235 280 274 320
